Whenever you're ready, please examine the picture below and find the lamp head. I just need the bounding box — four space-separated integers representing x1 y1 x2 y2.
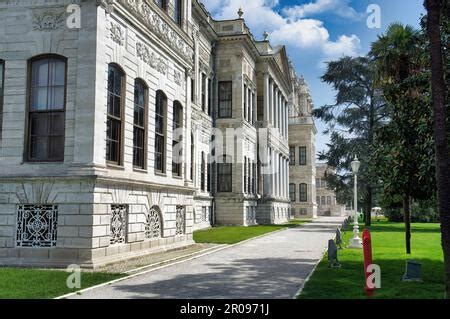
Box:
351 157 361 174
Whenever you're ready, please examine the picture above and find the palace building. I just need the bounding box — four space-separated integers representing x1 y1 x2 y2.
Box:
0 0 316 267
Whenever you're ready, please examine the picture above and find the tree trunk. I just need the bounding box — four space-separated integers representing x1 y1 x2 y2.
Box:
426 0 450 298
403 195 412 255
364 186 372 227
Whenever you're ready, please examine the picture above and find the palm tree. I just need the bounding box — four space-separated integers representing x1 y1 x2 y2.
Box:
424 0 450 299
370 23 423 255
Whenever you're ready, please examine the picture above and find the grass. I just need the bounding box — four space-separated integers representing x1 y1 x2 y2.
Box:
0 268 124 299
299 221 445 299
193 219 310 245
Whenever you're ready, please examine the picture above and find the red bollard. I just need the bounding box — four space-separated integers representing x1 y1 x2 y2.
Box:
362 229 374 296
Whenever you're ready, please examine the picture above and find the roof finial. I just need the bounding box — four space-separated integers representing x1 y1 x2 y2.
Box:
237 7 244 19
263 31 269 41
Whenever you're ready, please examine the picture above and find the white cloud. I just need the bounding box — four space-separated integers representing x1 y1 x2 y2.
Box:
201 0 361 61
282 0 361 20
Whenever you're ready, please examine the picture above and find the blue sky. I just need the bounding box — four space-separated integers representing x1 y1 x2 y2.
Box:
201 0 426 157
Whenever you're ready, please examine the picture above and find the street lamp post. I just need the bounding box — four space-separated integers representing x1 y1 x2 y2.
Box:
349 156 362 248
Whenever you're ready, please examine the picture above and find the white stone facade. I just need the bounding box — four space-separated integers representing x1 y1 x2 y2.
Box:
0 0 313 267
288 72 317 219
315 164 346 217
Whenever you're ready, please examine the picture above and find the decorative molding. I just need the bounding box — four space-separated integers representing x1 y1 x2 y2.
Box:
32 8 65 31
136 41 168 75
110 22 125 45
15 181 57 204
97 0 115 14
119 0 194 64
174 69 184 86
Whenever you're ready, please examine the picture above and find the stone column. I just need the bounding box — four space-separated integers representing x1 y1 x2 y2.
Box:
264 73 269 122
269 80 273 125
249 87 252 124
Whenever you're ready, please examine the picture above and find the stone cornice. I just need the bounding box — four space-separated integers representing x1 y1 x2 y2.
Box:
115 0 194 65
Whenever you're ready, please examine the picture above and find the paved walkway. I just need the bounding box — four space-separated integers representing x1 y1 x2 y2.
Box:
69 216 345 299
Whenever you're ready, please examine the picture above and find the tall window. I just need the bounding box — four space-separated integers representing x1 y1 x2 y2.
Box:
201 73 206 112
289 184 296 202
28 56 67 162
0 60 4 140
248 159 251 194
133 79 147 169
321 196 326 205
190 132 194 180
217 155 232 192
299 146 307 165
191 79 195 103
201 152 206 191
208 78 212 116
252 162 256 194
315 178 320 188
207 161 211 192
289 147 295 165
299 183 307 202
316 196 320 206
106 64 124 165
218 81 232 118
327 196 332 206
243 157 247 193
172 101 183 176
155 90 167 173
172 0 182 25
252 92 256 125
243 84 247 120
155 0 167 10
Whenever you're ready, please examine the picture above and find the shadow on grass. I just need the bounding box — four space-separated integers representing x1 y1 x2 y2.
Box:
300 257 445 299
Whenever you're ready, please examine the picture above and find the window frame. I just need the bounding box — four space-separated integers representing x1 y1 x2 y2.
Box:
289 146 295 165
201 73 206 112
0 59 4 140
25 54 68 163
217 155 232 192
201 152 206 191
289 183 296 202
132 78 148 170
105 63 125 166
299 146 307 166
172 101 183 177
154 90 167 174
218 81 232 118
299 183 308 202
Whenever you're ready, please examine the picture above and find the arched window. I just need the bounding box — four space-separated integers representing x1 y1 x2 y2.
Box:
299 183 307 202
0 60 4 140
172 101 183 177
133 79 147 169
27 55 67 162
106 64 125 165
155 90 167 173
201 152 206 191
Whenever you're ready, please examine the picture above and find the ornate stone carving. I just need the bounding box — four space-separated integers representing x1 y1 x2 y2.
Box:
110 204 127 244
175 205 185 235
145 206 162 239
110 22 125 45
32 9 65 31
136 42 168 75
119 0 194 64
97 0 115 14
174 70 183 86
16 204 58 247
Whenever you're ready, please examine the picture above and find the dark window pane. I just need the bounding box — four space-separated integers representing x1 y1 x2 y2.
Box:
218 82 232 118
300 184 307 202
155 91 166 173
28 57 66 161
299 147 307 165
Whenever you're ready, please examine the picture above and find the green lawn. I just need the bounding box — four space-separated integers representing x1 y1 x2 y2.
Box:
299 221 445 299
0 268 124 299
193 219 310 245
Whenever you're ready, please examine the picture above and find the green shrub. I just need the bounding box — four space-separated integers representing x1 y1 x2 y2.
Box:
383 199 439 223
